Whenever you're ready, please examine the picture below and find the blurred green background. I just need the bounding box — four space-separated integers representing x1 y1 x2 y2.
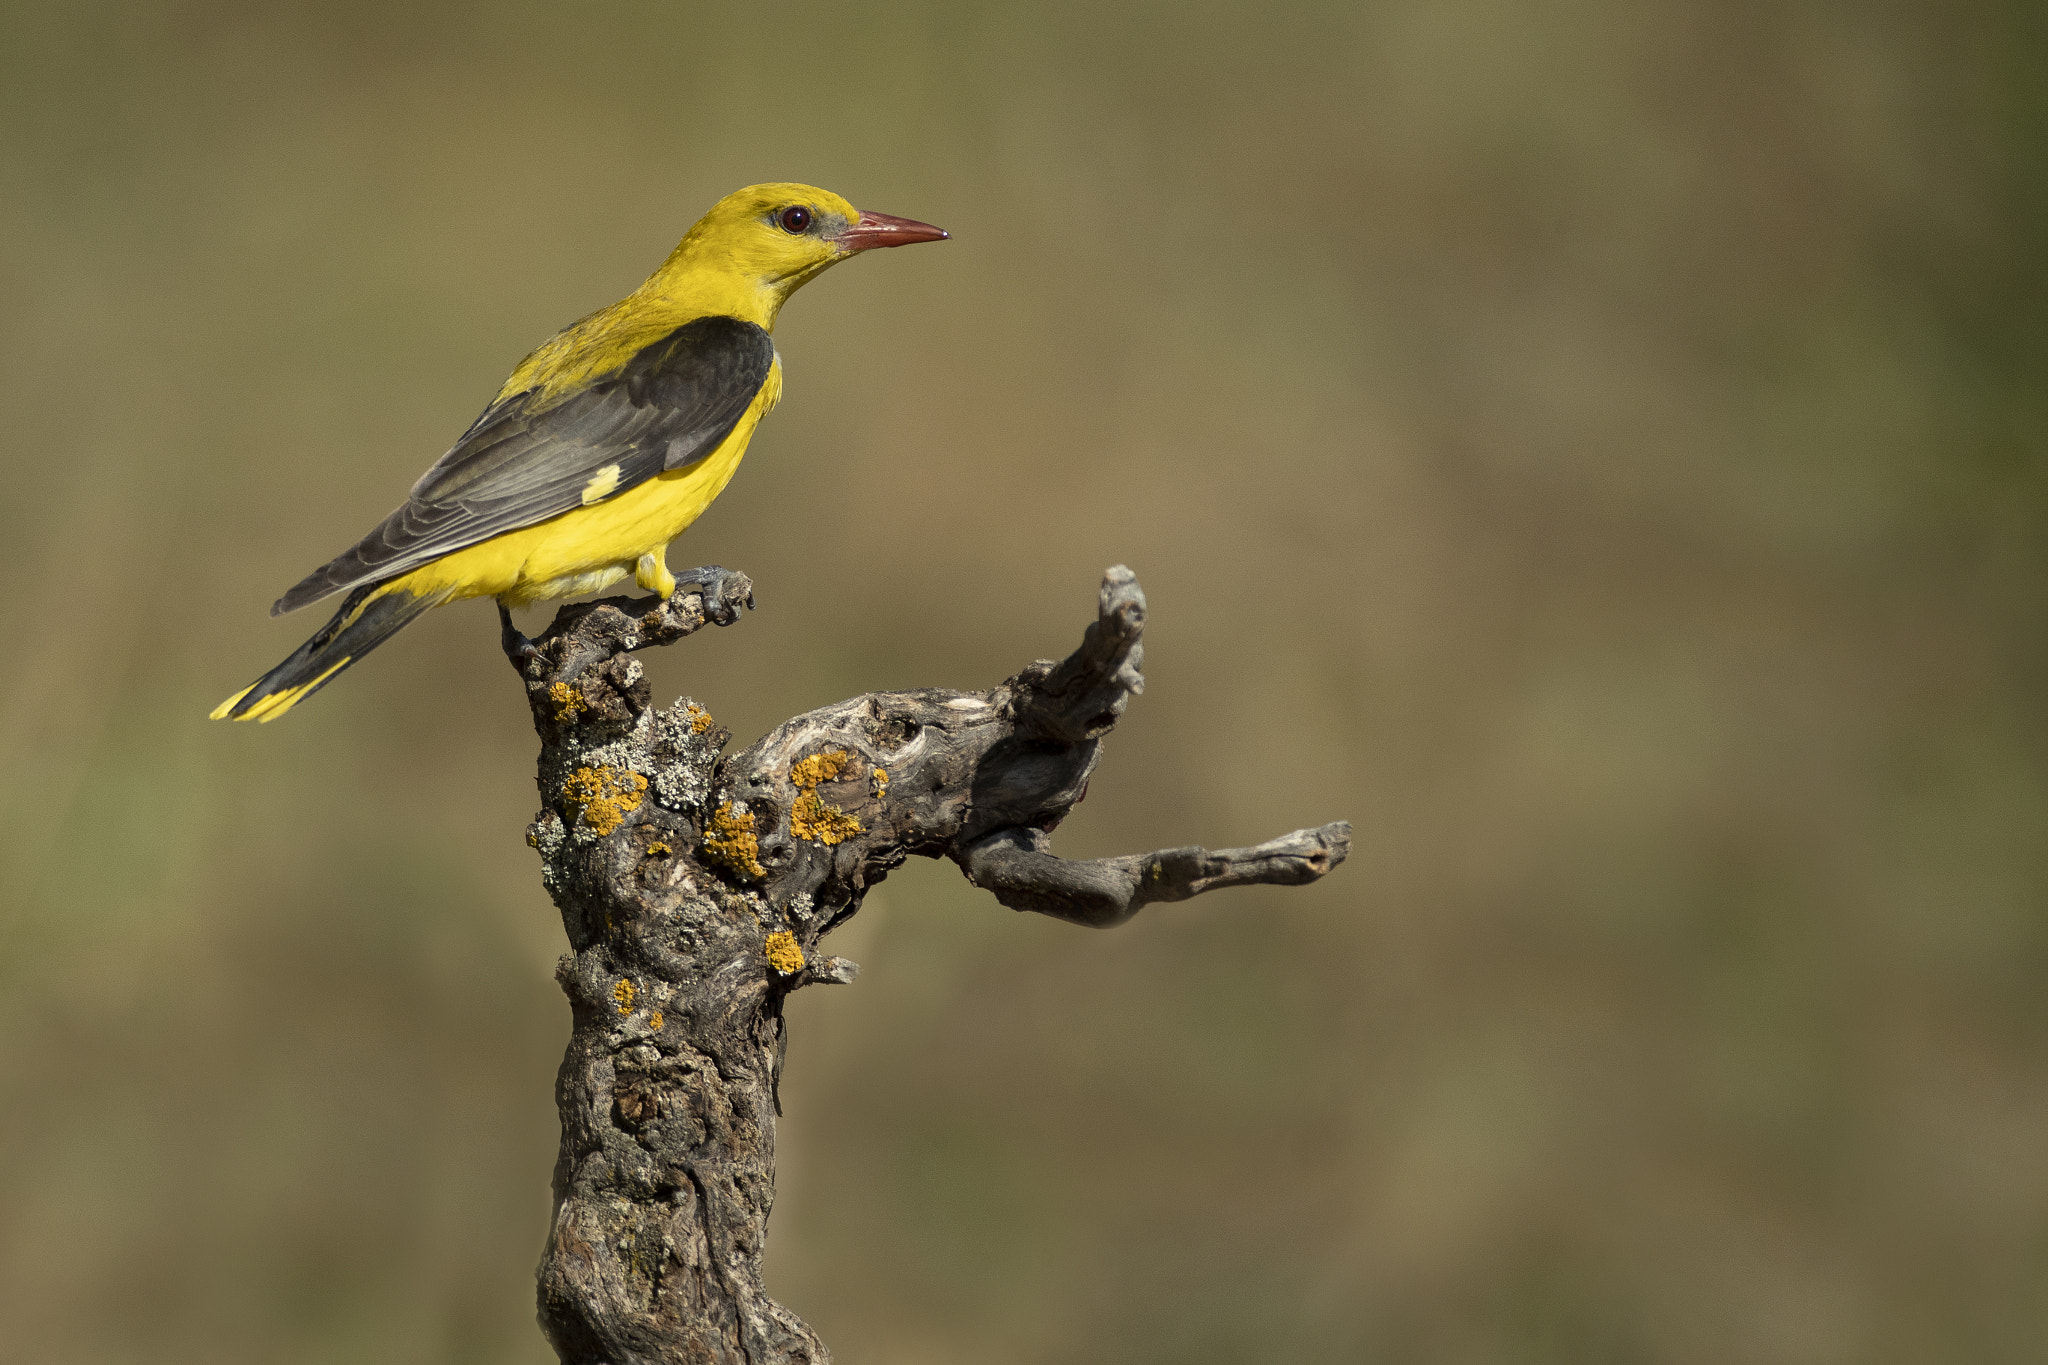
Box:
3 1 2045 1361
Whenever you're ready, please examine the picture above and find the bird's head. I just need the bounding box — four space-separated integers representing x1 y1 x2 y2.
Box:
648 182 948 326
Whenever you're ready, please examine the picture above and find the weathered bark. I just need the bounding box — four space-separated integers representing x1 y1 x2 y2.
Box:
509 564 1350 1365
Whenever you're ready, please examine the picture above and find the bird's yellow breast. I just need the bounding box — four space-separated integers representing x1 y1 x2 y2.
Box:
386 358 782 607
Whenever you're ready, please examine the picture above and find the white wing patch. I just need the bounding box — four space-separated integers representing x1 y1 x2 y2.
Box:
581 464 622 504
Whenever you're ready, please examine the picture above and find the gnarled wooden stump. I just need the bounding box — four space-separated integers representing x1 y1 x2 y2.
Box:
508 565 1349 1364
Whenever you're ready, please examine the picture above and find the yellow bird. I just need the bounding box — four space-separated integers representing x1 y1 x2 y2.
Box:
212 183 948 722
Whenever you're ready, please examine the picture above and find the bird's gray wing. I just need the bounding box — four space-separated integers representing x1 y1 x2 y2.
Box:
272 314 775 616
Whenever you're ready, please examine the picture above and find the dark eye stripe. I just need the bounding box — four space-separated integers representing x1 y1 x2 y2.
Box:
778 206 812 234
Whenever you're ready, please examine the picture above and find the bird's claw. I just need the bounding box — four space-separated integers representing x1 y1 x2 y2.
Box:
675 565 754 627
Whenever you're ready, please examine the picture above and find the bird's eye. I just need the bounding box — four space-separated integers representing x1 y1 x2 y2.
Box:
778 206 812 234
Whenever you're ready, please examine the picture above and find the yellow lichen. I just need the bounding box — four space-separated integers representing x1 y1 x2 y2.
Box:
548 681 587 722
613 978 637 1013
789 751 851 788
648 1011 664 1030
871 767 889 797
764 931 805 974
788 750 863 845
703 802 766 879
790 791 863 845
560 766 647 836
645 840 671 858
686 702 715 735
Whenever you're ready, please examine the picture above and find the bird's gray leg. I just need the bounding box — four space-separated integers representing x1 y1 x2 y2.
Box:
497 602 540 666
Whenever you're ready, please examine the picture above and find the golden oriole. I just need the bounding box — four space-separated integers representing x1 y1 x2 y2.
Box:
212 182 947 722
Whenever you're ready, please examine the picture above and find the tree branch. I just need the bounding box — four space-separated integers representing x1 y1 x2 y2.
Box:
509 564 1348 1364
954 822 1353 928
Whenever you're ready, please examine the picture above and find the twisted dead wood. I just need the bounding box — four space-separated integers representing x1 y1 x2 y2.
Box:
508 564 1350 1364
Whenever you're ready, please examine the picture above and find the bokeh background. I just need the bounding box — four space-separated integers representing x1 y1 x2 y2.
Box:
3 1 2044 1361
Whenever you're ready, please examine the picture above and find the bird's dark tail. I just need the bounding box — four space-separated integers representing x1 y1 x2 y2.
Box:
211 582 453 722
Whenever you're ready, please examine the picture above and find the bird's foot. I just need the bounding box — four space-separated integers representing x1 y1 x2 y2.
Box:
673 565 755 627
498 603 540 668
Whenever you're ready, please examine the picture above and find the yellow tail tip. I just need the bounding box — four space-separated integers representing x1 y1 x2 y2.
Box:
213 658 353 724
209 684 256 720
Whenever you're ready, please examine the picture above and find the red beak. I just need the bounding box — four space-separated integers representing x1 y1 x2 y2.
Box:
837 210 950 252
